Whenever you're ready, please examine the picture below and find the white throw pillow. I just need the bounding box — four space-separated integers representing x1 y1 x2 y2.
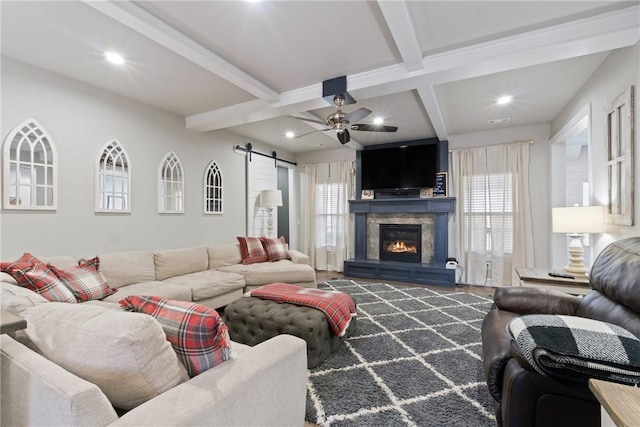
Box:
22 303 189 410
1 282 48 315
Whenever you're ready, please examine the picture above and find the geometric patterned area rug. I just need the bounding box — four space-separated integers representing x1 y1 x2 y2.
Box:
305 280 497 427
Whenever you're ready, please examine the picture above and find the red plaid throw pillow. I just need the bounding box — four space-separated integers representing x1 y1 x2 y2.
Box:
0 252 43 273
237 236 268 265
119 295 231 377
49 257 116 302
260 236 290 262
7 262 77 303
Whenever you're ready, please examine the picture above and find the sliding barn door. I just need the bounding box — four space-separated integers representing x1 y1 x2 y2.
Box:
246 154 277 236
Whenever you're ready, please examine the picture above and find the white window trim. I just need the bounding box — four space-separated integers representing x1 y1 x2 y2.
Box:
158 151 185 214
2 119 57 210
95 139 131 213
203 160 223 215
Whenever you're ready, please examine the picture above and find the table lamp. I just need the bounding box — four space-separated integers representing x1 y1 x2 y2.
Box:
259 189 282 237
552 205 605 278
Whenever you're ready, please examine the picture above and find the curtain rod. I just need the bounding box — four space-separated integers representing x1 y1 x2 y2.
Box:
233 143 297 166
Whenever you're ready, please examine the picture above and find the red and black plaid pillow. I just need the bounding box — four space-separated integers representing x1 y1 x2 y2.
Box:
260 236 290 262
6 262 77 303
119 295 231 377
237 236 269 265
49 257 117 302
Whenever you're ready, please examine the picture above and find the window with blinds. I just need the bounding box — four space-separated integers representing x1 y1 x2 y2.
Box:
315 182 348 248
463 173 514 253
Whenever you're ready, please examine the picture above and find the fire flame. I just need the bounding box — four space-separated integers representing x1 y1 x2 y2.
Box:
386 241 417 253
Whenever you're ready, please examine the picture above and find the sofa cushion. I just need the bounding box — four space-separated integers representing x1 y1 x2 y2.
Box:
49 257 116 302
21 303 189 410
154 246 209 281
237 236 268 265
120 295 231 377
163 270 245 301
207 243 242 269
97 251 156 288
219 260 316 286
260 236 291 262
6 262 77 303
1 282 48 315
100 281 191 304
508 314 640 386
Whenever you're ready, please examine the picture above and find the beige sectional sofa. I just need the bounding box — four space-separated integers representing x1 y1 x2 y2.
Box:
1 242 316 310
0 242 315 426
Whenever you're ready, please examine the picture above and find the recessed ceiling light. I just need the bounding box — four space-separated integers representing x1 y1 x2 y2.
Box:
285 131 295 138
497 95 513 105
373 117 384 125
104 51 125 65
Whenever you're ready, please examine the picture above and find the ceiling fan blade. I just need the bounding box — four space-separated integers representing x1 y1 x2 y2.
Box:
351 124 399 132
295 128 332 138
289 115 326 125
345 108 372 124
337 129 351 145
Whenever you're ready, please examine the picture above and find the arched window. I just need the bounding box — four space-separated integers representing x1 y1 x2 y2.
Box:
204 160 223 214
159 152 184 213
3 119 57 210
95 140 130 212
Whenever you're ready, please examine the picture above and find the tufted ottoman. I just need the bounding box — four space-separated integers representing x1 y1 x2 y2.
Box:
223 296 356 368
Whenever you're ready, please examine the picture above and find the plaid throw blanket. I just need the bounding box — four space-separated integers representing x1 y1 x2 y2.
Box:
246 283 356 337
508 315 640 385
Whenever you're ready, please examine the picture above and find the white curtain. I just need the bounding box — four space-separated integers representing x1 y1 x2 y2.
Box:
451 142 534 286
301 161 354 272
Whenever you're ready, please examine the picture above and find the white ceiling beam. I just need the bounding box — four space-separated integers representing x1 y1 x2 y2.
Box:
83 0 280 102
416 87 449 141
186 5 639 133
376 1 424 72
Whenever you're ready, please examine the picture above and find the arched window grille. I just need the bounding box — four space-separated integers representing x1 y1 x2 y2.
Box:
96 140 130 213
204 161 223 214
159 152 184 213
3 119 57 210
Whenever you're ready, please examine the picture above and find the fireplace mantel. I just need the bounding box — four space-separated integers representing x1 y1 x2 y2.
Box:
349 197 455 214
345 197 456 287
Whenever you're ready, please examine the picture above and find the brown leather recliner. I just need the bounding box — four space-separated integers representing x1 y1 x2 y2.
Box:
481 237 640 427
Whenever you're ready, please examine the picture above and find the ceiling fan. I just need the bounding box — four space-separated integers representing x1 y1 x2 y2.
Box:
292 94 398 145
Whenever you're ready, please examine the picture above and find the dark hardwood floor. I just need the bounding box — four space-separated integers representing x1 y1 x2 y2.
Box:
315 271 496 299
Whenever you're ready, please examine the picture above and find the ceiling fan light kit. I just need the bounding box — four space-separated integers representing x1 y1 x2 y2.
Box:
294 75 399 145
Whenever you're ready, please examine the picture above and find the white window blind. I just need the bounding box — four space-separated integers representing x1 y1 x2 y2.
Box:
463 173 514 254
315 182 348 248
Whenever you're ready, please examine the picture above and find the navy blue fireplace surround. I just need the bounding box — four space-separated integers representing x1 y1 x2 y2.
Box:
344 197 456 287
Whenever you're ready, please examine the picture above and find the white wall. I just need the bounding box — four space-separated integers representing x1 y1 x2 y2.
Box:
0 58 292 259
551 42 640 257
448 124 552 268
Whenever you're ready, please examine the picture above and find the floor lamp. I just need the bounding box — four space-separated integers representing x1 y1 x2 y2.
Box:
552 205 605 278
259 189 282 238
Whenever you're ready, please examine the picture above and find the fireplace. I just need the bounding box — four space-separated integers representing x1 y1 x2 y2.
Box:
379 224 421 263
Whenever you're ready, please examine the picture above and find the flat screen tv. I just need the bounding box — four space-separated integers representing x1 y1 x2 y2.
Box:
361 144 437 190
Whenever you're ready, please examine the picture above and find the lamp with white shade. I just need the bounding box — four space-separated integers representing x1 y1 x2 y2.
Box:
259 189 282 237
552 205 605 278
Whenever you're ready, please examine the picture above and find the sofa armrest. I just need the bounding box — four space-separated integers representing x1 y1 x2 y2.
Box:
288 249 311 266
1 335 118 427
113 334 308 427
493 287 581 315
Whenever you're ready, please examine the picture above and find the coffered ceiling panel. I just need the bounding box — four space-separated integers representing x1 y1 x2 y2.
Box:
1 1 256 116
434 51 610 135
137 0 400 92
